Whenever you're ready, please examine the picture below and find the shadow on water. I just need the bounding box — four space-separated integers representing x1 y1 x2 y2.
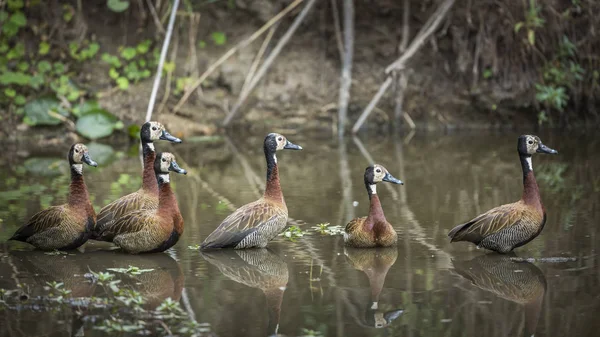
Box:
0 130 599 336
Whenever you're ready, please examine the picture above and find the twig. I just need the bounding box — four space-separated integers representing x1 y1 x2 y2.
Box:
173 0 305 113
400 0 410 52
330 0 344 60
393 72 409 126
337 0 354 137
223 0 317 126
351 76 392 133
145 0 180 122
145 0 166 34
158 27 179 114
240 25 278 100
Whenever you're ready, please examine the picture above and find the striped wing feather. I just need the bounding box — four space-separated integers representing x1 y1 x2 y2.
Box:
449 202 524 243
11 205 67 241
96 209 157 242
94 190 157 236
345 217 366 235
201 199 286 249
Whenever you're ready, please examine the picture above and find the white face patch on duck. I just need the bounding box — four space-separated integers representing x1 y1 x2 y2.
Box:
157 173 170 183
525 156 533 171
146 142 155 151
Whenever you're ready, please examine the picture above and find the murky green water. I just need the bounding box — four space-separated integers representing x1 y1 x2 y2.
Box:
0 130 598 337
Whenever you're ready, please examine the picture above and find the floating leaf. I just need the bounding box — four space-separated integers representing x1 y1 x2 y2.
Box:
75 109 120 139
23 96 69 125
107 0 130 12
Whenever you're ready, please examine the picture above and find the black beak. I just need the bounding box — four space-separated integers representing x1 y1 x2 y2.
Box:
169 160 187 175
160 129 183 143
537 143 558 154
283 140 302 150
82 152 98 167
382 172 403 185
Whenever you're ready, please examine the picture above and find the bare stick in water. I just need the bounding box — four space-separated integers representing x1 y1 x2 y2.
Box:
337 0 354 137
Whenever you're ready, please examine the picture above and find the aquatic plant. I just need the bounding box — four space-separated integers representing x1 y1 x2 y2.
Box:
280 225 308 241
311 223 344 236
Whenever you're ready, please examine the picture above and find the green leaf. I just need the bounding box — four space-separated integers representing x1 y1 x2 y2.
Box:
514 22 524 33
163 62 175 73
109 68 120 79
101 53 122 68
23 96 69 126
527 29 535 46
75 109 120 139
4 88 16 98
3 21 19 37
53 62 66 74
39 41 50 55
17 61 29 72
14 95 26 105
9 11 26 27
120 47 136 60
86 142 115 165
7 0 25 10
136 40 151 54
28 74 44 89
116 77 129 90
107 0 130 12
72 100 100 117
37 60 52 73
211 32 227 46
0 71 31 86
127 124 140 138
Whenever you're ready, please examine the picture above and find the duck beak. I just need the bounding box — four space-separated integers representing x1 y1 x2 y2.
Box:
82 153 98 167
283 140 302 150
382 172 403 185
160 129 183 143
537 143 558 154
384 309 404 322
169 160 187 175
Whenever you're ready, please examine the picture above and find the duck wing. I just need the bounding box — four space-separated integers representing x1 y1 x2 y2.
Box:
10 205 67 242
95 209 157 242
94 190 157 238
345 217 366 234
201 200 287 249
448 202 524 244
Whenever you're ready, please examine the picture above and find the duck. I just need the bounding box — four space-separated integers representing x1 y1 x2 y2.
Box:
91 121 182 241
200 133 302 249
452 255 546 336
344 164 403 248
9 144 98 250
343 247 404 328
448 135 558 253
93 152 187 254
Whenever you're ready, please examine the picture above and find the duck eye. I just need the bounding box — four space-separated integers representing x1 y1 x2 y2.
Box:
375 169 381 173
152 127 157 131
162 158 166 162
277 137 283 141
528 140 534 145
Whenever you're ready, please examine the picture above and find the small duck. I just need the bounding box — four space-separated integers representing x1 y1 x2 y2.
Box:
344 165 403 248
94 152 187 254
9 144 98 250
201 133 302 249
448 135 558 253
91 121 181 241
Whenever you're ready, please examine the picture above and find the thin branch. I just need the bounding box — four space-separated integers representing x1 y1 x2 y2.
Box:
145 0 180 122
330 0 344 59
240 25 278 99
351 76 393 133
145 0 165 34
223 0 317 126
337 0 354 137
173 0 305 113
399 0 410 52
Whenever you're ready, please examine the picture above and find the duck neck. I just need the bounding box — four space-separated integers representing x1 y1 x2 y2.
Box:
520 154 542 208
156 174 183 233
365 182 386 228
142 141 159 194
68 164 90 208
264 150 284 203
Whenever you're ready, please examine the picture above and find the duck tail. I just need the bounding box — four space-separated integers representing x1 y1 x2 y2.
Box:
448 222 471 242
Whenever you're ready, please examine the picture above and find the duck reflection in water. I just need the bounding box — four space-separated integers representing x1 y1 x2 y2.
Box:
452 254 547 337
201 248 288 336
343 247 404 329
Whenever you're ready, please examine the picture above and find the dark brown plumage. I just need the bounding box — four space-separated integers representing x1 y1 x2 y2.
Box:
92 121 181 241
448 135 558 253
452 255 547 336
94 152 187 254
200 133 302 250
344 164 403 248
9 144 98 250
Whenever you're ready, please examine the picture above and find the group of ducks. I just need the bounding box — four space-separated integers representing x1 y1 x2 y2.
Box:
9 121 558 255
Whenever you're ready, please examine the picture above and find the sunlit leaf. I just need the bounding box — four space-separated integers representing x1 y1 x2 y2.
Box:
75 109 120 139
107 0 130 12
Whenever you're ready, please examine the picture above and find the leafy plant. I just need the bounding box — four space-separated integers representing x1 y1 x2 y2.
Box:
311 223 344 236
280 225 308 241
107 0 130 12
107 266 155 275
101 40 155 90
514 0 545 46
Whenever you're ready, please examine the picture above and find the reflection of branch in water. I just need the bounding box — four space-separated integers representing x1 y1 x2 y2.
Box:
224 134 263 199
338 139 355 225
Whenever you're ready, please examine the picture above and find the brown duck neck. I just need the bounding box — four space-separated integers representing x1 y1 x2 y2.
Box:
68 164 91 209
142 141 159 194
264 151 284 204
520 154 543 210
157 174 182 232
263 287 284 335
364 183 386 230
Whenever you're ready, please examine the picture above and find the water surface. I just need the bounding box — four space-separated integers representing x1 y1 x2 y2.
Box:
0 130 598 336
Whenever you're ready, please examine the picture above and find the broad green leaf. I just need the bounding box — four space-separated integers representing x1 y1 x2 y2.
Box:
53 62 66 74
163 62 175 73
72 100 100 117
107 0 130 12
37 60 52 73
7 0 25 10
120 47 136 60
4 88 16 97
75 109 119 139
116 77 129 90
14 95 26 105
0 71 31 85
23 96 69 125
9 11 26 27
109 68 120 79
136 40 151 54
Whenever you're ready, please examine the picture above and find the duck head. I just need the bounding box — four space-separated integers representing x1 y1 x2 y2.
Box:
263 133 302 165
68 143 97 174
364 164 403 195
518 135 558 156
155 152 187 178
141 121 182 146
367 308 404 329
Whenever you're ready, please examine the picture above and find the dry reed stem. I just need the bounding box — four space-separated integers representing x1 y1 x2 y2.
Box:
337 0 354 137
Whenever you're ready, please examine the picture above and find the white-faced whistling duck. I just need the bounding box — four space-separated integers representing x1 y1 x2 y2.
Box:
95 152 187 254
9 144 98 250
448 135 558 253
91 121 181 241
344 165 403 248
200 133 302 249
